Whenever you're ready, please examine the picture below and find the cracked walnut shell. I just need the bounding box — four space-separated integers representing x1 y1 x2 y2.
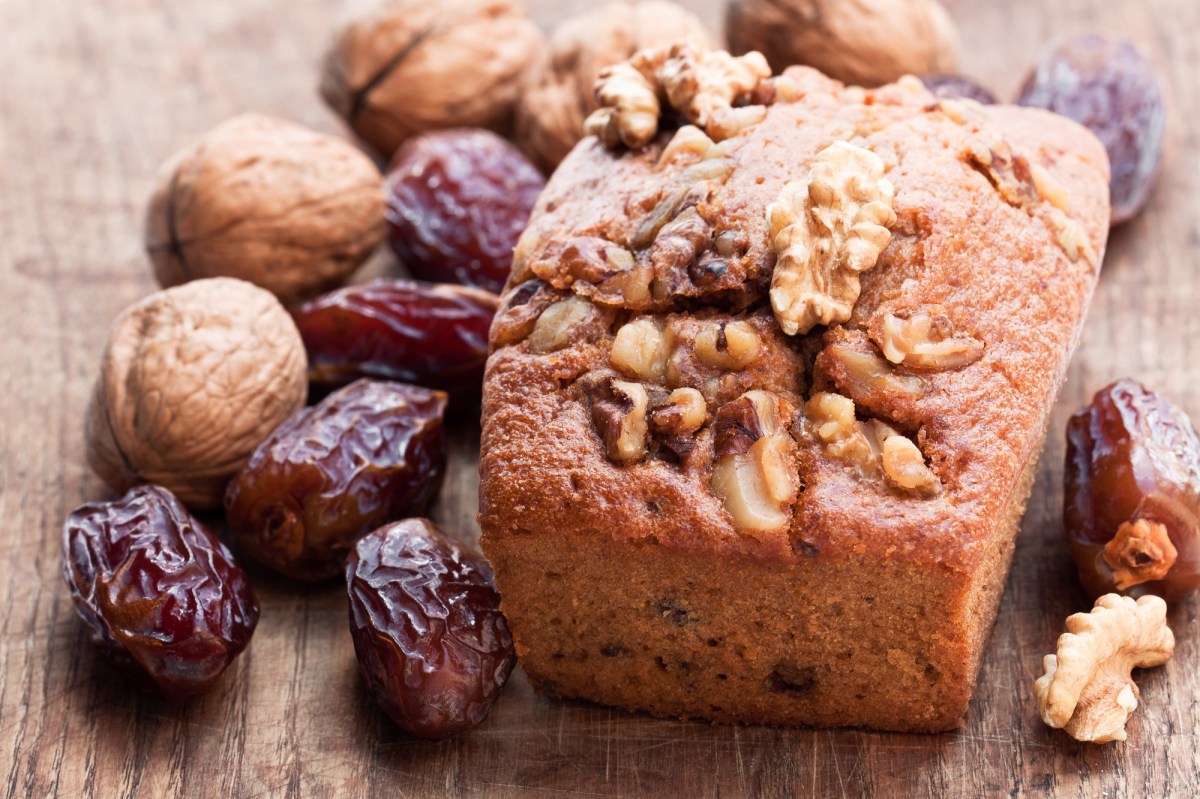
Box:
768 141 897 336
145 114 385 306
85 278 308 510
726 0 959 88
515 1 711 172
320 0 545 160
1034 594 1174 743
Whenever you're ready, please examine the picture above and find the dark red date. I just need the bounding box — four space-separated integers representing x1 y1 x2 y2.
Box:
385 129 545 293
292 279 498 397
1017 34 1165 225
225 379 447 581
921 73 997 104
346 519 515 739
1064 379 1200 602
62 484 259 696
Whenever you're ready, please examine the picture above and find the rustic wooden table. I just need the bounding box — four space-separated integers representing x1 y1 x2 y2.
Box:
2 0 1198 796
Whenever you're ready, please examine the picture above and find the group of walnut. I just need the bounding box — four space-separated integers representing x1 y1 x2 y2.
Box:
59 0 1193 750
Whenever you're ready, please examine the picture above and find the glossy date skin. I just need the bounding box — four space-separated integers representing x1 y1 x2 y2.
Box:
62 484 259 697
225 379 448 581
346 519 515 740
920 73 997 104
1065 379 1200 602
292 279 498 397
385 129 545 293
1017 34 1165 225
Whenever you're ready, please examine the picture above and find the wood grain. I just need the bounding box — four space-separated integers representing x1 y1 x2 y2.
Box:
2 0 1198 796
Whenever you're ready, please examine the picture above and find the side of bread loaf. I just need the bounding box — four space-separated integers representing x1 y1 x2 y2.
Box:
480 65 1109 730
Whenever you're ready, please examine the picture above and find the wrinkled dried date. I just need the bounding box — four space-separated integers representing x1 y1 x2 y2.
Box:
920 73 996 104
225 379 447 581
385 129 545 293
346 518 515 739
1064 379 1200 602
1017 34 1165 225
62 484 259 696
293 279 499 397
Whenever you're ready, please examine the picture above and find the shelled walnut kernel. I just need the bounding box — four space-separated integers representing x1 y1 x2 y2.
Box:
873 310 984 370
585 56 661 149
650 388 707 436
528 296 595 353
611 319 673 381
768 142 897 336
820 342 926 402
586 41 770 149
807 392 878 470
515 1 712 172
694 321 762 371
1103 519 1178 592
880 435 939 492
711 391 798 531
658 45 770 134
804 392 938 492
1034 594 1174 743
587 376 650 464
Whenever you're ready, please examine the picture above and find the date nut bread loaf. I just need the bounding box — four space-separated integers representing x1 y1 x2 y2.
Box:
479 44 1110 731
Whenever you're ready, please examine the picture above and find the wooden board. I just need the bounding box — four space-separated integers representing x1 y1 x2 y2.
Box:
2 0 1198 796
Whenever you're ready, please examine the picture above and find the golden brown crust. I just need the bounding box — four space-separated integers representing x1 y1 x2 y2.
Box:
480 67 1110 729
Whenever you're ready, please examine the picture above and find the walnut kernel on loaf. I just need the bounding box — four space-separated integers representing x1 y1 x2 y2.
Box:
479 49 1110 730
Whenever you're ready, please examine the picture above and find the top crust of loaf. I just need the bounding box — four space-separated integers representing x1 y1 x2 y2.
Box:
481 67 1110 575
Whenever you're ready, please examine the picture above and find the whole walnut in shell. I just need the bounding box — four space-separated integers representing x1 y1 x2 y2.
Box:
514 1 711 173
726 0 959 87
320 0 546 160
145 114 385 306
85 278 308 509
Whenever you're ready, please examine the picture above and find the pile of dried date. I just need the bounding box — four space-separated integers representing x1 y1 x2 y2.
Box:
64 9 552 734
60 0 1186 744
67 122 535 735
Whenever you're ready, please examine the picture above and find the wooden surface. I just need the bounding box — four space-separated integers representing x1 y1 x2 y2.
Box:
2 0 1198 796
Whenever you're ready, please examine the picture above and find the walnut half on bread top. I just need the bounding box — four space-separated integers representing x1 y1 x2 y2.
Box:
479 43 1110 732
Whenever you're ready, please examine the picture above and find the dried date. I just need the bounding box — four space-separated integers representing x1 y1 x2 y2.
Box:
225 379 447 581
346 519 515 739
293 279 498 397
385 129 545 293
1017 34 1165 225
62 484 259 696
920 73 996 104
1064 379 1200 602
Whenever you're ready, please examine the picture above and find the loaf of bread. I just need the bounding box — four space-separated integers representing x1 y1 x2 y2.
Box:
479 49 1110 731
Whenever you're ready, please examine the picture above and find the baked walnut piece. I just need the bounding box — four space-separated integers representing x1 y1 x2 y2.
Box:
481 44 1111 732
768 141 897 336
585 41 770 149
